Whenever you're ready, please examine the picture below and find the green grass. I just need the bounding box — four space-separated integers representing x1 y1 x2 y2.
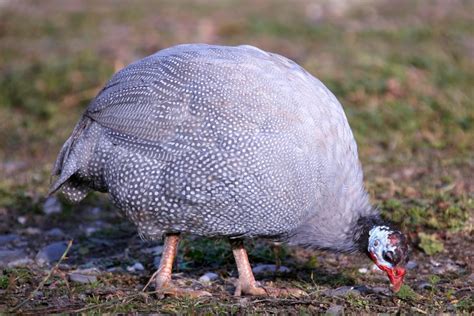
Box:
380 195 471 232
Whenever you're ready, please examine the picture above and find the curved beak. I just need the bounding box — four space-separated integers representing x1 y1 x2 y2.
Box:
386 266 406 292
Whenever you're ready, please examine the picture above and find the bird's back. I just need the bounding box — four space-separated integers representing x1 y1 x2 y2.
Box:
51 44 370 243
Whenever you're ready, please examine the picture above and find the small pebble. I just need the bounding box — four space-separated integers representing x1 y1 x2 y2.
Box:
89 207 102 215
43 196 62 215
324 286 362 297
406 260 417 270
35 241 68 265
78 294 87 300
69 272 98 284
417 282 432 290
252 264 290 274
199 272 218 283
0 249 29 267
46 228 65 237
9 257 34 268
142 245 164 256
85 227 98 236
445 262 463 273
25 227 42 235
17 216 27 225
325 304 344 316
371 287 391 295
127 262 145 272
358 267 368 274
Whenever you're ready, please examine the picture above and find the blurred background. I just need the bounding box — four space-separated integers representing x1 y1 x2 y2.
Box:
0 0 472 313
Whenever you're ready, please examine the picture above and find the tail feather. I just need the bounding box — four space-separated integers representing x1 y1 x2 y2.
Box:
48 117 90 196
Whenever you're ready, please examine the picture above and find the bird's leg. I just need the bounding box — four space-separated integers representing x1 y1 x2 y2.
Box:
231 239 266 296
154 233 179 291
230 239 305 298
153 233 211 298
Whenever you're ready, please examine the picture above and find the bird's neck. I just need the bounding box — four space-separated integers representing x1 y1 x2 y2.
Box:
287 206 390 253
352 214 391 254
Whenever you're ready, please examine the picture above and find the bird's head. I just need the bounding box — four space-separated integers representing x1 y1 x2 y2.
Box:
368 226 408 292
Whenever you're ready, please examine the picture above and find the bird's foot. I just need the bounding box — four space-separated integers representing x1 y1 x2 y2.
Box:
234 281 305 298
154 272 211 298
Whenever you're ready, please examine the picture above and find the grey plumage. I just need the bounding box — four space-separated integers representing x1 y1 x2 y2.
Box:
51 44 377 252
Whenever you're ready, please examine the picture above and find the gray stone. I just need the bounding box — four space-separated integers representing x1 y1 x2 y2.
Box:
199 272 218 283
85 227 98 236
69 272 98 284
0 234 18 245
406 260 418 270
34 291 44 298
126 262 145 272
43 196 62 215
325 304 344 316
46 228 65 237
25 227 41 235
323 286 369 297
0 249 28 267
252 264 290 274
8 257 34 267
89 207 102 216
35 241 68 265
358 267 368 274
417 282 432 290
142 245 164 255
432 261 464 275
17 216 27 225
445 262 463 273
370 287 391 295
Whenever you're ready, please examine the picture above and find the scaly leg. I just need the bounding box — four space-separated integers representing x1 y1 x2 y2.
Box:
154 234 211 298
230 239 305 297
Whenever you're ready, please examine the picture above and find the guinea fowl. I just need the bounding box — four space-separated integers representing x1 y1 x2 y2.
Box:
50 44 408 297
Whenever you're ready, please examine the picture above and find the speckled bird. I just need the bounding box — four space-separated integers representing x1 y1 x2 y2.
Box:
50 44 408 297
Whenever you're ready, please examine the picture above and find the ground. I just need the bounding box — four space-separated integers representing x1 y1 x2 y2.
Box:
0 0 473 314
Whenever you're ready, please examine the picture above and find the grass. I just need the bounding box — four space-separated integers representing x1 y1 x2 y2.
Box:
0 0 472 314
418 233 444 256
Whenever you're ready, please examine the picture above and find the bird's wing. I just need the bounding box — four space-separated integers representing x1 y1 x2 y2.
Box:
84 51 221 161
86 59 196 141
84 45 288 159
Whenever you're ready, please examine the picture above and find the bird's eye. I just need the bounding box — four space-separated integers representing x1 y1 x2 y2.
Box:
374 240 379 247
